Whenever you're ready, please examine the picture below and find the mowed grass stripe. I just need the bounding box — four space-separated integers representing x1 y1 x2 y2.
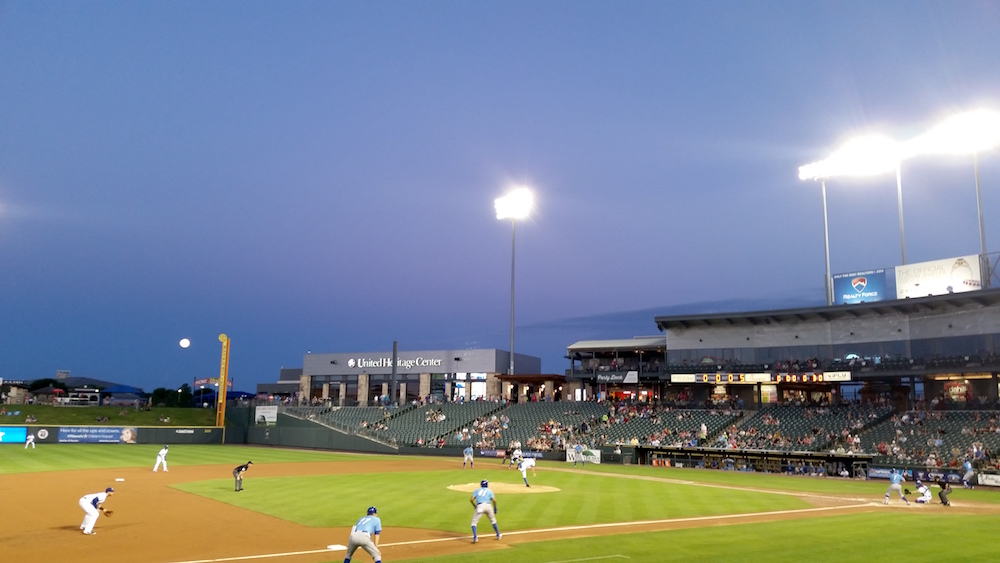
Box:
399 512 1000 563
175 469 809 532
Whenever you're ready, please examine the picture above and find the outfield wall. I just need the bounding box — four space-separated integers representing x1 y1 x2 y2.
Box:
0 425 223 445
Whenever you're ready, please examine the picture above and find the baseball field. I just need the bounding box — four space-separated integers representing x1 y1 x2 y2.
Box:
3 444 999 562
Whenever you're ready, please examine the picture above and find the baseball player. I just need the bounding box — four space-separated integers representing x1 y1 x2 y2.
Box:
344 506 382 563
233 461 252 492
912 480 933 504
574 443 585 467
469 479 501 543
962 458 975 489
153 445 169 472
25 433 35 449
78 487 114 535
463 445 474 469
518 456 536 487
884 469 910 505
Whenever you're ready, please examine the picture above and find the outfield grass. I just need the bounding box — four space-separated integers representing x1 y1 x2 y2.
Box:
1 404 216 426
4 445 998 562
175 469 810 531
0 444 368 475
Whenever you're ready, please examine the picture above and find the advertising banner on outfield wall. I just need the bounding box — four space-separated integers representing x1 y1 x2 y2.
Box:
0 426 28 443
255 405 278 424
895 255 982 299
58 426 138 443
832 269 891 304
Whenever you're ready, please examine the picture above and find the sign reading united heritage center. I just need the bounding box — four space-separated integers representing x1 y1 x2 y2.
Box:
347 356 444 370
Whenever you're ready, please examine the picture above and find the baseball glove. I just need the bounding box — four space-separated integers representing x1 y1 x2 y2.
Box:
103 510 114 517
903 488 912 495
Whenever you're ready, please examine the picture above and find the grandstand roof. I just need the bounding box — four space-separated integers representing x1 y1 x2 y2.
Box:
567 337 665 354
654 288 1000 330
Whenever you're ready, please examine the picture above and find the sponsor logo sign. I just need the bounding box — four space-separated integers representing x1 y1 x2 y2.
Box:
896 255 982 299
833 269 888 304
0 427 28 443
58 426 138 444
255 405 278 424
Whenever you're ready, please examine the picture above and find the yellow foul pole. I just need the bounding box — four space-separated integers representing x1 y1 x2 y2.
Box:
216 333 231 428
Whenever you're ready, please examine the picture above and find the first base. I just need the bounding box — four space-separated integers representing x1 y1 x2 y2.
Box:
115 478 125 482
326 544 346 550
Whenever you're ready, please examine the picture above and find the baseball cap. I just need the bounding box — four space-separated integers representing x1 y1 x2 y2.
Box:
106 487 115 493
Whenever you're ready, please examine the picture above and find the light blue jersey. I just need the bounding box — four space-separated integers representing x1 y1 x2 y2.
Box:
464 446 473 456
472 486 495 505
885 470 909 504
963 460 973 473
353 515 382 535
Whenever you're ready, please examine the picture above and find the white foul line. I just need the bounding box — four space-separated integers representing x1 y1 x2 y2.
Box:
547 556 631 562
168 503 869 563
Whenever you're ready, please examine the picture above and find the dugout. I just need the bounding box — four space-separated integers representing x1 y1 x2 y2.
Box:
638 445 872 477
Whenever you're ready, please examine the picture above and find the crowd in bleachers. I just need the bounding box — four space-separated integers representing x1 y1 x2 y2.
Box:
715 401 891 452
859 409 1000 471
283 394 1000 478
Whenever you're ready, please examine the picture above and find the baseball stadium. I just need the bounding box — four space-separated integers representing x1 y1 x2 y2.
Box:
6 263 1000 562
6 193 1000 561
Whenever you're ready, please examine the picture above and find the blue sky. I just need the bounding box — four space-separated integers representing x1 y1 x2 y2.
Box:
1 1 999 392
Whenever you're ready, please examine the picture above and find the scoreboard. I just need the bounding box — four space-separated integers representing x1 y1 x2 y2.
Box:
671 371 851 384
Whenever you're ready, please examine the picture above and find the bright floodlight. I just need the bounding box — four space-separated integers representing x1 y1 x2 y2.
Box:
494 187 533 220
799 134 901 180
903 109 1000 157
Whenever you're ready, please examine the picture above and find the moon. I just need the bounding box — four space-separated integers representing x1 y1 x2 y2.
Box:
179 338 191 349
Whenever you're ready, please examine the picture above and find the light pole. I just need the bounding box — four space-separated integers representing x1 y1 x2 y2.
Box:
895 162 907 264
905 109 1000 256
495 187 533 376
799 135 900 302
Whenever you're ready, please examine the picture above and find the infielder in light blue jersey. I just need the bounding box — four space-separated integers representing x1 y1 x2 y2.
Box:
469 479 501 544
344 506 382 563
463 445 474 469
962 459 975 489
884 469 910 505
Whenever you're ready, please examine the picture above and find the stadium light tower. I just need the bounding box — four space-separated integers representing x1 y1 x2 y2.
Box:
799 134 902 304
903 109 1000 255
495 187 533 376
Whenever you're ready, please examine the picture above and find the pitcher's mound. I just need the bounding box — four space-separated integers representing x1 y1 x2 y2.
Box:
448 482 559 494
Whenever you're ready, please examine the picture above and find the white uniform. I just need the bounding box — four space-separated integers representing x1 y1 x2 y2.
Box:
518 457 535 478
511 448 523 466
25 434 35 449
153 446 169 472
79 491 110 534
915 483 932 503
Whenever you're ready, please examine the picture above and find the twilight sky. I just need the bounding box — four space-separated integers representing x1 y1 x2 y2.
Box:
2 1 999 392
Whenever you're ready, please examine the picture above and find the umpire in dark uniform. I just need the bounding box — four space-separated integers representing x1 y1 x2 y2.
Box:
937 478 952 506
234 461 252 492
